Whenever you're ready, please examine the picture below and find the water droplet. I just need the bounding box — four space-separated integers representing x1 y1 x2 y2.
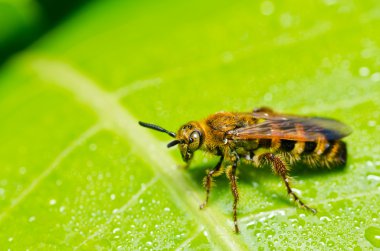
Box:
358 67 370 77
29 216 36 222
365 226 380 248
292 188 302 195
164 207 170 212
264 92 273 102
280 13 293 28
113 227 120 234
222 51 234 63
146 241 153 246
19 167 27 175
320 216 332 222
261 1 274 16
371 72 380 82
327 240 335 247
8 237 13 242
368 120 377 127
49 199 56 205
89 143 97 151
367 174 380 181
0 188 5 197
360 47 371 58
110 194 116 200
59 206 65 213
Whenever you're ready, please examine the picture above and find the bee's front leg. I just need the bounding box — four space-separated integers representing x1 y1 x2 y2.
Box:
226 153 240 233
257 153 317 214
200 156 224 209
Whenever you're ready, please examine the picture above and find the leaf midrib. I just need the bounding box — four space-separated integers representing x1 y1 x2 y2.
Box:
26 55 248 251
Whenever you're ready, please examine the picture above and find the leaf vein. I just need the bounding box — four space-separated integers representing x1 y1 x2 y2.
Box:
0 124 101 223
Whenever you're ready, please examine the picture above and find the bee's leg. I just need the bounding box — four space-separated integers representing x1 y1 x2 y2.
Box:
258 153 317 214
200 156 224 209
226 154 240 233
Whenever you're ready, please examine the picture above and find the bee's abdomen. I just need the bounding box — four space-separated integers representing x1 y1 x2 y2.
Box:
273 138 347 168
322 140 347 165
280 139 296 151
300 140 347 168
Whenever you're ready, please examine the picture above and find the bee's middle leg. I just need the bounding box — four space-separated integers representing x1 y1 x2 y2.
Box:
226 154 240 233
200 156 224 209
258 153 317 214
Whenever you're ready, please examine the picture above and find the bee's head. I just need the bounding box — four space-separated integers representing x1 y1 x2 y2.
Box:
174 122 204 162
138 121 204 163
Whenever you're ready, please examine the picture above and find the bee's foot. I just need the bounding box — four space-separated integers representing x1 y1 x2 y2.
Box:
301 204 317 214
308 207 317 215
199 202 207 210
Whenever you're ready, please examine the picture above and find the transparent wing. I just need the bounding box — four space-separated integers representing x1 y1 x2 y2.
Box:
229 112 352 141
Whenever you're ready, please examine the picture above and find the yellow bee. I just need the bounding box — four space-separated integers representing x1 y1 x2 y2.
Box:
139 107 351 233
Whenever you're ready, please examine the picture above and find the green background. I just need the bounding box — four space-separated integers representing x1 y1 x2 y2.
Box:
1 0 380 250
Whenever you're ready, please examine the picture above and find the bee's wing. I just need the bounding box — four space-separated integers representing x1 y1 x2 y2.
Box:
229 113 352 141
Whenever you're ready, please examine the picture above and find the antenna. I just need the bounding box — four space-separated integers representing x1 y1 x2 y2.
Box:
167 140 181 148
138 121 176 138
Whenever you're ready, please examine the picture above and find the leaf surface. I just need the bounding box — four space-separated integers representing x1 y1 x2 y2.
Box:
1 0 380 250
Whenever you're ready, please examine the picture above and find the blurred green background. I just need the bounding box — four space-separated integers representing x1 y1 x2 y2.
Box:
1 0 380 250
0 0 90 64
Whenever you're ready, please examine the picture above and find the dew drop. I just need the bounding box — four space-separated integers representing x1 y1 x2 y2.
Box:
110 194 116 200
264 92 273 102
222 51 234 63
49 199 56 205
292 188 302 195
0 188 5 197
280 13 293 28
261 1 274 16
367 174 380 181
368 120 377 127
359 67 370 77
327 240 335 247
89 143 97 151
320 216 332 222
365 226 380 248
19 167 27 175
371 72 380 82
28 216 36 222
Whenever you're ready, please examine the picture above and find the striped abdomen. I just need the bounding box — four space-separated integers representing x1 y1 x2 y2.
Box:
258 138 347 168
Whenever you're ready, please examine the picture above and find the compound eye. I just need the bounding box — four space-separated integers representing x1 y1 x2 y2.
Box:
188 131 201 151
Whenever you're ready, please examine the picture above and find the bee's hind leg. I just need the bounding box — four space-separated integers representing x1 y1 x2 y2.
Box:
258 153 317 214
200 156 224 209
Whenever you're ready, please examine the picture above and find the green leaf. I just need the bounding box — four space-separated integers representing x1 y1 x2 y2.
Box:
0 0 42 61
1 0 380 250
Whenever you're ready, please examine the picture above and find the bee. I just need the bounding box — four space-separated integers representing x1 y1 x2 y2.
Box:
139 107 351 233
